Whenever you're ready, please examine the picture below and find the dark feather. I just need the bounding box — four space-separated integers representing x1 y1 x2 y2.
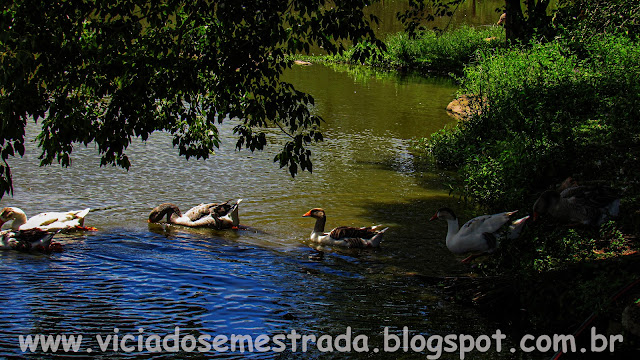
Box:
329 226 378 240
2 229 57 252
148 203 182 223
561 185 619 209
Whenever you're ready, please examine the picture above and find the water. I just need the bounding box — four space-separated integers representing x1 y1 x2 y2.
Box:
368 0 509 36
0 6 529 358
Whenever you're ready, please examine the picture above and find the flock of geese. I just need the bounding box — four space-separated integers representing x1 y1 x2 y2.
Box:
0 179 620 262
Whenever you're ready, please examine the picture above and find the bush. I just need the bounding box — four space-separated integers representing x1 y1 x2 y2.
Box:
311 25 505 75
421 34 640 211
383 25 505 73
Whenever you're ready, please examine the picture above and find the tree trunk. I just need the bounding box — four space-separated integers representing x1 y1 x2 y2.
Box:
505 0 526 41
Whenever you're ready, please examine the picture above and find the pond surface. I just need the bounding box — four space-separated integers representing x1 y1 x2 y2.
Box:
0 63 524 359
0 6 536 358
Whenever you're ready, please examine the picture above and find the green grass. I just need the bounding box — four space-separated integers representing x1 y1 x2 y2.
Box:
294 25 505 75
416 35 640 211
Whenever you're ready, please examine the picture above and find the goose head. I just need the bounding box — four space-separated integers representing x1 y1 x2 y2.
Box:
532 190 561 221
429 207 457 222
148 203 182 223
302 208 326 219
0 207 27 230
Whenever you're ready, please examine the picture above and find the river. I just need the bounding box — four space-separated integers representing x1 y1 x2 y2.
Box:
0 2 533 359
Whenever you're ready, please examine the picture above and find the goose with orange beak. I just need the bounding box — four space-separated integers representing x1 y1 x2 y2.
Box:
302 208 388 248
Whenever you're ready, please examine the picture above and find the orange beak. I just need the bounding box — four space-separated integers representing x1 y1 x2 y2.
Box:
302 210 313 217
429 213 438 221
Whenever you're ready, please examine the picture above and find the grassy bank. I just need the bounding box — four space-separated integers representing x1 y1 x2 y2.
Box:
411 32 640 335
416 35 640 213
296 25 504 75
414 33 640 271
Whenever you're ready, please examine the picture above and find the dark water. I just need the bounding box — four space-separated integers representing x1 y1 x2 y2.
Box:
0 4 536 359
369 0 508 36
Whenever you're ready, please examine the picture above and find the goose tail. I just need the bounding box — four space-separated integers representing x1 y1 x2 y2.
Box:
507 215 530 240
221 200 242 227
368 227 389 248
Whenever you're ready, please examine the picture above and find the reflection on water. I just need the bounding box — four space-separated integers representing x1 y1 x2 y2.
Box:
1 65 519 358
368 0 509 37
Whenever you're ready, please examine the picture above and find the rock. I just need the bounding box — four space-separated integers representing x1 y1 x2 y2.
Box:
446 94 486 121
293 60 312 66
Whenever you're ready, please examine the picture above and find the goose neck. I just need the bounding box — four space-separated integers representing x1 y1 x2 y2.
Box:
313 215 326 234
10 210 28 231
444 218 460 247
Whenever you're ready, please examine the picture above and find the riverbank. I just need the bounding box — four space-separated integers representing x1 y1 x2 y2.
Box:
302 18 640 342
293 25 504 76
425 30 640 341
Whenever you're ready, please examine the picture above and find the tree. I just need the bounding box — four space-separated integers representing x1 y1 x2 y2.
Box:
0 0 383 199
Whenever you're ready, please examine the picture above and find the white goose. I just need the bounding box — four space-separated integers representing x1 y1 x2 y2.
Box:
148 199 242 229
430 207 529 263
302 208 388 248
1 229 62 252
0 207 93 232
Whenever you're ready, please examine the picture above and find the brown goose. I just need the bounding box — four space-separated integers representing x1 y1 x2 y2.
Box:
302 208 388 248
0 229 62 252
533 186 620 226
148 199 242 229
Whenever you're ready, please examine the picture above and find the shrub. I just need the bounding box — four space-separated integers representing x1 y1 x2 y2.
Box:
311 25 505 75
422 34 640 211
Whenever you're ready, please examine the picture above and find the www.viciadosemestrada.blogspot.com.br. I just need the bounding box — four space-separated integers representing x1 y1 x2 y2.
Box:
18 326 624 358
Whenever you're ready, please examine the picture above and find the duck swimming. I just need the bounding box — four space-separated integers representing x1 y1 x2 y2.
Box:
0 229 62 252
0 207 93 232
302 208 388 248
430 208 529 263
148 199 242 229
533 185 620 226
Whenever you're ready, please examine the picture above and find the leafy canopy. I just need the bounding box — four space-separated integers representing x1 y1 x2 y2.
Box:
0 0 383 198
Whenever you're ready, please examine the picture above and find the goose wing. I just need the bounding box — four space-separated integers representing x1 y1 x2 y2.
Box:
184 203 220 221
329 226 379 240
458 212 516 238
561 185 619 208
562 186 620 224
209 199 243 218
22 209 90 230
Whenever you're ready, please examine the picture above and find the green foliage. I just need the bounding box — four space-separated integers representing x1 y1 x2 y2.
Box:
0 0 383 198
319 25 504 75
476 220 638 276
557 0 640 41
422 35 640 210
384 25 504 73
400 0 555 42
